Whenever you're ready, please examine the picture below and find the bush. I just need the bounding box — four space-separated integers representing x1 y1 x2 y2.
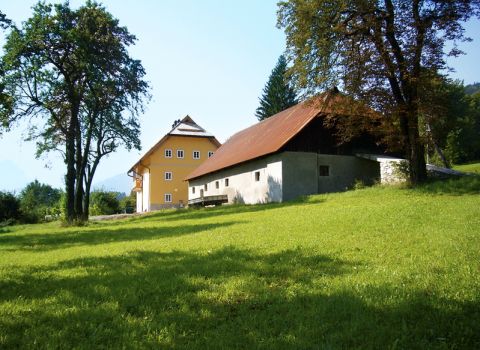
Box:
120 192 136 213
19 180 63 223
90 190 121 216
0 191 20 225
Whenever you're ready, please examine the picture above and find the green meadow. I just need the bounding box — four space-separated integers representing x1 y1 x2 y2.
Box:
453 161 480 174
1 177 479 349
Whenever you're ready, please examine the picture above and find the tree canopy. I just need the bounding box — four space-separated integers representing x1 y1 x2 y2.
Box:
19 180 63 223
0 1 150 223
255 55 298 121
278 0 480 183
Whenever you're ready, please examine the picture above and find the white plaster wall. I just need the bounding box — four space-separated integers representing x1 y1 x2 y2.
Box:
356 154 408 184
136 190 142 213
142 170 150 212
379 159 408 183
188 154 283 205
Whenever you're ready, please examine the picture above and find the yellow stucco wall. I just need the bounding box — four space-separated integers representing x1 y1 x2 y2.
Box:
134 135 219 209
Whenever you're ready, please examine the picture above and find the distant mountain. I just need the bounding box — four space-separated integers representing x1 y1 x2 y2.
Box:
92 173 132 195
465 82 480 95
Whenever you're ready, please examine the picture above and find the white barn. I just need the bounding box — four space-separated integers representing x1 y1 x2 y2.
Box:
185 94 406 205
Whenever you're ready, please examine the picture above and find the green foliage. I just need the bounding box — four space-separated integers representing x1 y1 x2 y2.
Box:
0 179 479 348
89 190 121 216
0 191 20 224
0 1 150 223
19 180 62 223
120 192 136 214
255 55 297 121
277 1 480 183
440 92 480 164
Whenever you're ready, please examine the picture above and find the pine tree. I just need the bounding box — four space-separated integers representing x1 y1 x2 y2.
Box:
255 55 297 121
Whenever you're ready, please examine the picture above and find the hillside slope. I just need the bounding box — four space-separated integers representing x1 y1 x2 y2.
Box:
1 177 479 349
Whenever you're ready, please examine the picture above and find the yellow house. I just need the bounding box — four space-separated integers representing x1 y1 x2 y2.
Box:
128 116 220 212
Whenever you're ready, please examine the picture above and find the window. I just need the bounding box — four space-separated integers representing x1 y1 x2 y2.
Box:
165 193 172 202
208 151 214 158
177 149 184 158
193 151 200 159
225 178 229 187
254 171 260 182
165 172 172 181
204 184 208 191
319 165 330 176
165 149 172 158
192 187 195 194
215 181 219 189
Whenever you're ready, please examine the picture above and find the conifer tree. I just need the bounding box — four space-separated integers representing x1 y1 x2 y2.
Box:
255 55 297 121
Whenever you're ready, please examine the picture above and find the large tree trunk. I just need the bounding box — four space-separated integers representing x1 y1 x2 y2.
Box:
82 158 101 221
64 120 76 223
83 181 91 222
407 111 427 184
74 119 85 222
433 143 450 169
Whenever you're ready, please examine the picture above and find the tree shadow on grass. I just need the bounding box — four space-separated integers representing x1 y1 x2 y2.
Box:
413 175 480 195
1 247 478 349
0 221 243 252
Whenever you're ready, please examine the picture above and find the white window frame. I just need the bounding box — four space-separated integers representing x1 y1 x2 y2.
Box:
165 193 172 203
177 149 184 159
165 149 172 158
165 171 172 181
208 151 214 158
193 150 200 159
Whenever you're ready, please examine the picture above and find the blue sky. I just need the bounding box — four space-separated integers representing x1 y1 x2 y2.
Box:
0 1 479 192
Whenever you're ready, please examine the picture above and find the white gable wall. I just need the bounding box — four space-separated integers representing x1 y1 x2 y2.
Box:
142 170 150 212
188 154 283 204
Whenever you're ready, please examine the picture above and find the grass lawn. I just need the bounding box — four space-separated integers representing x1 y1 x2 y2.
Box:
1 177 479 349
453 161 480 174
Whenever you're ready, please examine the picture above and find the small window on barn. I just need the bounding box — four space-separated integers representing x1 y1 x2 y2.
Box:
192 187 195 194
165 149 172 158
204 183 208 191
254 171 260 182
319 165 330 176
225 178 229 187
215 181 219 189
193 151 200 159
165 193 172 203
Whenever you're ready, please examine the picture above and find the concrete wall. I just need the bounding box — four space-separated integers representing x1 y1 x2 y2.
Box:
188 154 283 205
188 152 381 205
281 152 380 200
281 152 318 201
356 154 408 184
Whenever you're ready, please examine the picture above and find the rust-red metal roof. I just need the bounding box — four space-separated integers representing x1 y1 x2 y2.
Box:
185 95 345 181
